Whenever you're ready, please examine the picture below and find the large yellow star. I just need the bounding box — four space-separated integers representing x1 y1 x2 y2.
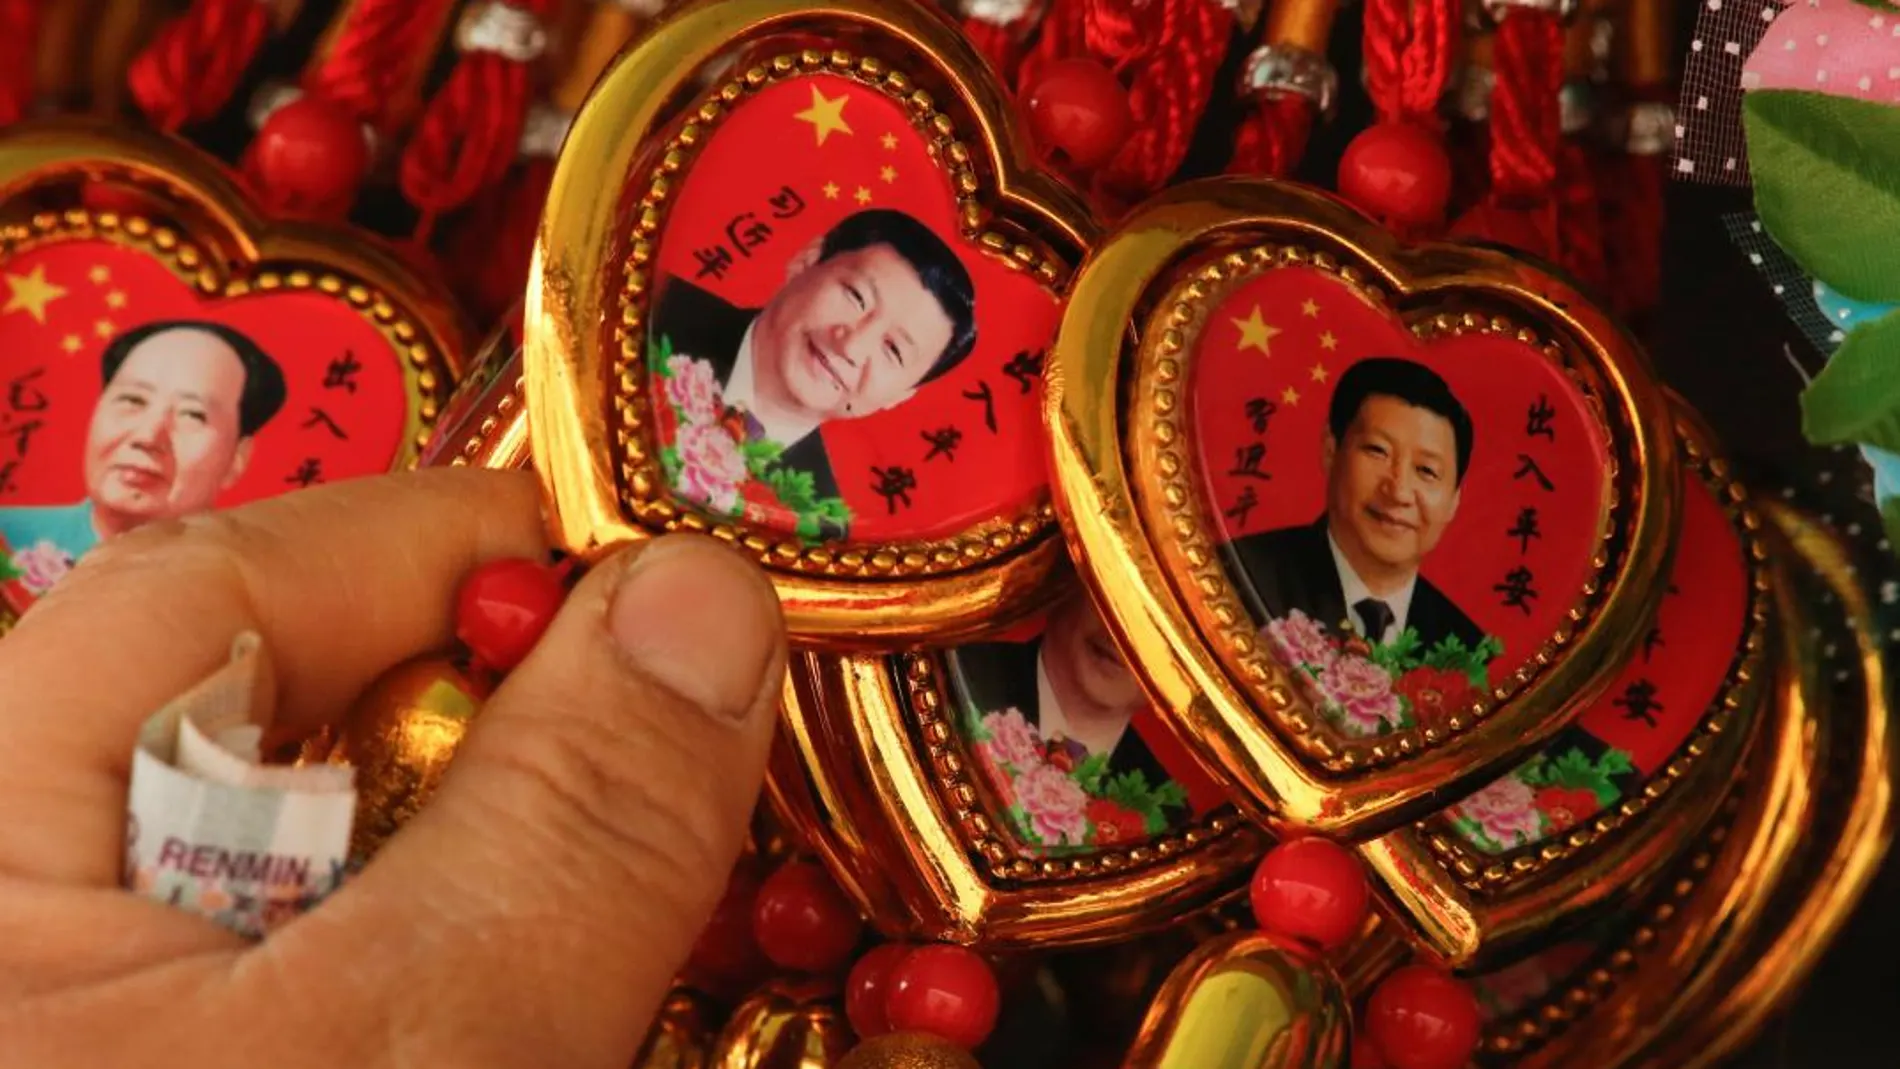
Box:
794 86 854 146
1232 304 1280 356
3 265 67 323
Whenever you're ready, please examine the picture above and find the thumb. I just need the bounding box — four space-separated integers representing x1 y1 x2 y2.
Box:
271 535 787 1067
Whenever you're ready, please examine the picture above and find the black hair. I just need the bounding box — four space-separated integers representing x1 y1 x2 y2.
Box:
1327 357 1474 483
816 209 978 383
100 319 288 437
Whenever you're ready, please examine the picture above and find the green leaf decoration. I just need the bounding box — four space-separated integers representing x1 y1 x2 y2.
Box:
1847 0 1900 13
1370 628 1422 674
1597 748 1635 779
1073 751 1111 793
1801 310 1900 453
1745 90 1900 304
1007 804 1041 846
1517 757 1553 789
0 553 22 584
740 437 784 471
650 333 676 374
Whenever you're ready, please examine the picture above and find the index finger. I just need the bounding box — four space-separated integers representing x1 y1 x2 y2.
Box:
0 467 551 885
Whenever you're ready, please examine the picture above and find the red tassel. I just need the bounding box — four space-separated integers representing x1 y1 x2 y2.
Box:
1093 0 1233 207
0 0 40 125
1228 96 1313 178
1554 141 1606 294
441 159 553 329
304 0 460 138
127 0 272 132
1486 11 1564 203
1362 0 1456 129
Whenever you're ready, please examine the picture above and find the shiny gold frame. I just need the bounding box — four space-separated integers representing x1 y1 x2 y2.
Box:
765 648 1266 949
1048 177 1679 838
1361 409 1773 967
524 0 1096 646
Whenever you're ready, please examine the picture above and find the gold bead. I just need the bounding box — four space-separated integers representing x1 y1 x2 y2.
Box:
331 655 490 863
836 1033 982 1069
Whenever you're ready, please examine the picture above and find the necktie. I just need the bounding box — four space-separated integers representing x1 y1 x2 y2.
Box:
1353 597 1395 643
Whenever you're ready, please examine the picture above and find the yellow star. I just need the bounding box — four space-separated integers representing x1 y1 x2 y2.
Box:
1309 362 1329 383
94 318 116 338
3 265 67 323
823 181 841 199
794 86 854 146
60 334 81 354
1301 299 1320 317
1232 304 1280 356
854 186 872 206
1319 331 1338 351
880 165 898 184
880 132 898 150
1281 386 1301 406
88 265 109 285
106 289 127 309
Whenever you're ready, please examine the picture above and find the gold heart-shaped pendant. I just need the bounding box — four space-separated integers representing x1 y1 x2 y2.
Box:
522 0 1094 645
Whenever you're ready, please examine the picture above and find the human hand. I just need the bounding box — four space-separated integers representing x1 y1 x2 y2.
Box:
0 468 788 1068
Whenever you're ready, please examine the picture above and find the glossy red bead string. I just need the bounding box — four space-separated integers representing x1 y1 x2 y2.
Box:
0 0 40 126
1362 964 1483 1069
127 0 274 132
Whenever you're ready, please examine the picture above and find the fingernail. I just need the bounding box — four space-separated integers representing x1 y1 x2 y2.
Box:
607 536 783 722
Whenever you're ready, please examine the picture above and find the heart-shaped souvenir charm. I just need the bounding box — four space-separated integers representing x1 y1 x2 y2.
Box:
1048 178 1680 839
0 122 465 623
520 0 1092 645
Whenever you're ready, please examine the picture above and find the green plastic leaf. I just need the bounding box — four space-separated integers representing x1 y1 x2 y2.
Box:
1801 310 1900 452
1745 90 1900 303
0 554 21 583
649 333 676 374
1597 749 1636 779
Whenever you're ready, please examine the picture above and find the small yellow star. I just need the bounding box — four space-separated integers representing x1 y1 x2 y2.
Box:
60 334 81 354
94 318 116 338
1300 298 1320 317
106 289 128 310
1232 304 1280 356
88 265 110 285
1319 330 1338 351
880 132 898 150
880 165 898 184
854 186 873 205
1281 386 1301 406
1309 362 1329 383
3 265 68 323
794 85 854 146
822 181 841 200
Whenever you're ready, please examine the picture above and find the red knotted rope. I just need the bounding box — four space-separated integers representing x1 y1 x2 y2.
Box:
305 0 459 137
1362 0 1458 128
1487 10 1564 202
0 0 40 125
128 0 272 131
1228 96 1313 178
1092 0 1232 209
963 1 1048 86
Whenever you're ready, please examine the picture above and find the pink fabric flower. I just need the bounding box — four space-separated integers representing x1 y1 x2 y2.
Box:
664 355 724 426
1744 0 1898 105
1454 774 1545 850
981 707 1044 770
1316 654 1405 736
1014 763 1090 846
1263 609 1338 669
673 422 748 515
13 540 72 596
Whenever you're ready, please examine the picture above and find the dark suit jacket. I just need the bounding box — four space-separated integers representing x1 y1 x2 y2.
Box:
951 637 1177 791
1220 516 1485 652
650 276 842 504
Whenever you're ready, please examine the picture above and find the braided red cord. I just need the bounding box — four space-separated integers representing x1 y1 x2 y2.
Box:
1554 142 1605 293
128 0 271 131
1361 0 1406 124
442 158 554 328
306 0 459 133
1487 11 1563 202
400 0 558 240
1095 0 1230 205
1228 96 1313 178
0 0 39 125
1362 0 1456 128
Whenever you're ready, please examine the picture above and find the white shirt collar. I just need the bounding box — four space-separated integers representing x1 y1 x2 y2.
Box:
1034 651 1128 758
720 323 816 446
1326 528 1415 645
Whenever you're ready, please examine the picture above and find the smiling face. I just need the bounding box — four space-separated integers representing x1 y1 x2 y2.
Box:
1042 594 1145 715
84 328 252 529
751 241 955 423
1323 393 1463 582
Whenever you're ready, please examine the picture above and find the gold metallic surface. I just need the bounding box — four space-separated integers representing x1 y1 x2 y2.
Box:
1618 0 1674 90
552 3 645 113
1362 406 1773 967
1046 176 1679 841
710 979 853 1069
1263 0 1339 54
836 1033 982 1069
637 989 721 1069
329 656 488 864
523 0 1096 646
1120 932 1351 1069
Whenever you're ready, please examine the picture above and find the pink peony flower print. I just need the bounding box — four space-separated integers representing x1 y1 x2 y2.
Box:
1316 654 1405 736
1014 763 1090 846
980 707 1045 771
673 421 749 514
664 355 724 426
1262 609 1338 669
12 540 72 595
1454 774 1545 851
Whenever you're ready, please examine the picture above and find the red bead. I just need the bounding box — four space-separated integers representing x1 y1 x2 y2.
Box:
683 859 771 995
884 944 1002 1050
1363 966 1483 1069
454 558 567 673
1248 837 1371 951
845 943 914 1038
244 95 371 218
752 860 864 973
1337 123 1454 227
1021 58 1134 171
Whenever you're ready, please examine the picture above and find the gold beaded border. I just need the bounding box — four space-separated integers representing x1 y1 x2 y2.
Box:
614 50 1066 578
1136 243 1624 774
1423 425 1773 892
899 653 1245 883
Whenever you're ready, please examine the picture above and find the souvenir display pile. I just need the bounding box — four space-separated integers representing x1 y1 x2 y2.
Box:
2 0 1895 1066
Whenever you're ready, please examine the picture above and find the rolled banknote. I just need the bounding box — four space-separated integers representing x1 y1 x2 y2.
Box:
123 632 357 938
